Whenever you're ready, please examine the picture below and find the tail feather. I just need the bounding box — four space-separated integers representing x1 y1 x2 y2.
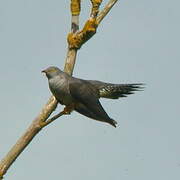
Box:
88 80 144 99
98 83 144 99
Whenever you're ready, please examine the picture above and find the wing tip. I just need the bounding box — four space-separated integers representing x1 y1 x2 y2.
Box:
109 119 118 128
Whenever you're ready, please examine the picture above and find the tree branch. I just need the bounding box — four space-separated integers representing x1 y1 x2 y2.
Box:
0 96 58 179
0 0 119 179
67 0 119 50
97 0 118 25
0 0 81 177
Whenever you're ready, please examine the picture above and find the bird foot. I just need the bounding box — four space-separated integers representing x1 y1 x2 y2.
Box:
61 104 75 115
38 104 75 128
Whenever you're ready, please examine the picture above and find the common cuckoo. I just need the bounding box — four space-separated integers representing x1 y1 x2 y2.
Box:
42 66 143 127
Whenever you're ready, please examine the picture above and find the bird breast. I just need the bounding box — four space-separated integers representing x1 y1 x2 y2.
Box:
49 76 73 105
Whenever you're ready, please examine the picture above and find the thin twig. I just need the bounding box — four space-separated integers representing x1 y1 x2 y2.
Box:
97 0 118 25
40 111 65 127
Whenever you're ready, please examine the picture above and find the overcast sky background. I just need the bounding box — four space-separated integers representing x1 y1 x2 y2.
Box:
0 0 180 179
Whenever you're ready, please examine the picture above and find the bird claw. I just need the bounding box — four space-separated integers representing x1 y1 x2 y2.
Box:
62 110 71 115
62 104 75 115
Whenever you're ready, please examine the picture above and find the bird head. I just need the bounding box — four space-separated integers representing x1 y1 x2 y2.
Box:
42 66 62 79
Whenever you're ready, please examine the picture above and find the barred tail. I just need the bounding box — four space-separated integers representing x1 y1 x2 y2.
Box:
99 83 144 99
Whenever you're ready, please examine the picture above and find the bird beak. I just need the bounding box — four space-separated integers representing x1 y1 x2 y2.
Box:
41 70 46 73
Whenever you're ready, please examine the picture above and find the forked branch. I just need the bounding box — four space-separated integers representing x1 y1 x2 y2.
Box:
0 0 119 179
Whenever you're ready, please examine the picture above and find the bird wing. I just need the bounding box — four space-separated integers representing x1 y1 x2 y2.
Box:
69 79 112 121
88 80 143 99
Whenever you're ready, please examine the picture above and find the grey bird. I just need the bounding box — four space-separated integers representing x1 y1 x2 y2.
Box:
42 66 143 127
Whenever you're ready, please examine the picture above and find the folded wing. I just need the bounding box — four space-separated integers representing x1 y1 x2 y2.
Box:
69 79 117 127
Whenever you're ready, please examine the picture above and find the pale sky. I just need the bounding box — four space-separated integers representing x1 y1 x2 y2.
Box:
0 0 180 179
